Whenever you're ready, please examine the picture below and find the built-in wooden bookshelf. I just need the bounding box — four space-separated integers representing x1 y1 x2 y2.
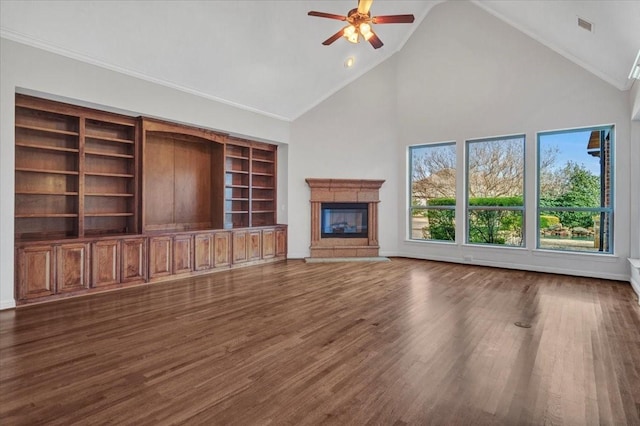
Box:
224 139 277 228
84 117 137 236
15 95 138 240
14 94 284 305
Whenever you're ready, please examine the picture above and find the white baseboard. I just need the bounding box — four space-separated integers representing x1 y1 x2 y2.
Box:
396 251 630 282
629 259 640 305
0 299 16 310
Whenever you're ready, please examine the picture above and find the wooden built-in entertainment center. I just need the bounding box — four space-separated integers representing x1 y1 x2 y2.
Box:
14 94 286 305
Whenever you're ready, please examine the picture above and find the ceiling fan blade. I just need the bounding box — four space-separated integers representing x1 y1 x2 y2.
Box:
368 32 384 49
372 14 415 24
357 0 374 15
308 11 347 21
322 27 347 46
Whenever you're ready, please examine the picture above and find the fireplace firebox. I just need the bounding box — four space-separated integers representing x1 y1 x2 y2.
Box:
321 203 368 238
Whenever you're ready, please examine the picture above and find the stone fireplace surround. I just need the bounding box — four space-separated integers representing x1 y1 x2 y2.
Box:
306 178 385 258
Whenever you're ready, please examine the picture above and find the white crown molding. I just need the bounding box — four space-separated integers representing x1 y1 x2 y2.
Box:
0 29 292 122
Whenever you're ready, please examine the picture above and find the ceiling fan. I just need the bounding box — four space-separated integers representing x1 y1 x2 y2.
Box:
308 0 415 49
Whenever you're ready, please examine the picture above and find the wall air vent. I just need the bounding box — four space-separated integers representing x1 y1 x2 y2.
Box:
577 17 593 32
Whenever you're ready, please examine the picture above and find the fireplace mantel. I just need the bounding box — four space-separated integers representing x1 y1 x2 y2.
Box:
306 178 384 258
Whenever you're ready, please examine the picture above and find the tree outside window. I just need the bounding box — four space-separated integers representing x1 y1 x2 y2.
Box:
466 136 525 246
537 126 613 253
409 143 456 242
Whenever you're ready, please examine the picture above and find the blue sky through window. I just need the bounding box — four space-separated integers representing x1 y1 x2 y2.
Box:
539 130 601 175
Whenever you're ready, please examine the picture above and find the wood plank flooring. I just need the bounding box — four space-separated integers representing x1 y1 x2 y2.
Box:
1 258 639 425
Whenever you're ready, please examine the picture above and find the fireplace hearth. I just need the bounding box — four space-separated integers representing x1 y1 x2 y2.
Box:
306 178 384 258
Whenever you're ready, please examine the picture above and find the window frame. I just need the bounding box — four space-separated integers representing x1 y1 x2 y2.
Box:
535 125 615 254
408 141 457 243
464 134 526 247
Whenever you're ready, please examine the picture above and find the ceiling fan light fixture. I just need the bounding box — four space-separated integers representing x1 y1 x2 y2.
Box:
308 0 415 49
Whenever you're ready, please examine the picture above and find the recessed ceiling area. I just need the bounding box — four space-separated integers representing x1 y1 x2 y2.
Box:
1 1 638 121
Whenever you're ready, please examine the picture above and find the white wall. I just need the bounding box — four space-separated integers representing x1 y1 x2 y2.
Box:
0 38 290 309
630 83 640 301
394 1 632 280
289 59 399 258
630 83 640 260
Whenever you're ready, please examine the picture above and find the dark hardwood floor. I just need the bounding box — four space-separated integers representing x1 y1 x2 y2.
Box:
1 258 639 425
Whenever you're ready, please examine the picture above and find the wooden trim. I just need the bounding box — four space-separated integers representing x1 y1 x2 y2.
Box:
16 94 137 126
140 117 227 144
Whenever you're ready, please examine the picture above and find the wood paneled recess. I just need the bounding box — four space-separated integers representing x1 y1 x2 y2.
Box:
14 94 285 305
1 259 639 424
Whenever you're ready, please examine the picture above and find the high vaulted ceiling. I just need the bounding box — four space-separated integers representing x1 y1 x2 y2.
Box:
1 1 638 121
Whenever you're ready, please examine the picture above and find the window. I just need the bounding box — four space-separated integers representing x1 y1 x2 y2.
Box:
537 126 613 253
409 143 456 241
466 135 525 246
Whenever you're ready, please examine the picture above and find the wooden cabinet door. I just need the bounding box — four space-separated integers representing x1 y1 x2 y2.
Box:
56 243 90 293
248 230 262 261
173 235 193 275
276 227 287 258
262 229 275 259
16 245 55 300
92 240 120 288
232 230 248 264
194 233 213 271
214 231 231 268
122 238 146 283
149 236 172 279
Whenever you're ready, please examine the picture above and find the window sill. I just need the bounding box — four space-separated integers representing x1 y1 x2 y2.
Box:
405 238 456 245
533 249 620 263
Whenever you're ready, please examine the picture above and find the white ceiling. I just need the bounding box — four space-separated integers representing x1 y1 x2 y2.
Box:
1 1 638 121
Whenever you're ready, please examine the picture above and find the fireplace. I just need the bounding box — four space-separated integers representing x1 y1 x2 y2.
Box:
306 178 385 258
321 203 368 238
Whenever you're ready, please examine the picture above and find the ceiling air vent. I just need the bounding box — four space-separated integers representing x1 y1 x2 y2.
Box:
577 17 593 32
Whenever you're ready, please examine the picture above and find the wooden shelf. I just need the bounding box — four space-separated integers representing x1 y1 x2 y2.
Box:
85 213 134 217
85 193 134 197
85 150 134 159
16 124 78 136
224 141 276 228
16 213 78 218
16 143 79 153
16 167 78 176
85 172 135 178
85 135 134 144
16 190 79 196
15 94 138 241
